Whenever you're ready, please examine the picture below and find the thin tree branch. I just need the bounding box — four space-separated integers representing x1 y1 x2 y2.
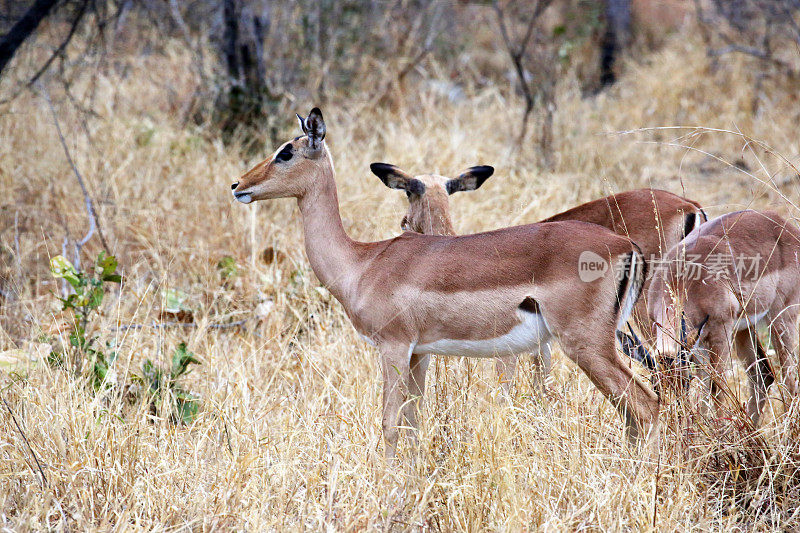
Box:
518 0 551 58
395 4 442 83
494 0 538 145
708 44 799 78
41 86 110 255
26 0 89 88
112 319 249 332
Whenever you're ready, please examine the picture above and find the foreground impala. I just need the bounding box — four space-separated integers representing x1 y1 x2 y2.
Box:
232 108 658 458
647 210 800 423
371 162 707 383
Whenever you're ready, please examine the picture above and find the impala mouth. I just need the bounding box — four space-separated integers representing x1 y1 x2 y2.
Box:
233 191 253 204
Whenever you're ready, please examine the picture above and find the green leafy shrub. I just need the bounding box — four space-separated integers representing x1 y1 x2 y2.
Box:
49 253 121 388
133 342 201 425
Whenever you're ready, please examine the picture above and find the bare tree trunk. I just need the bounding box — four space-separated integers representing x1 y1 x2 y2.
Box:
600 0 631 87
222 0 269 93
0 0 60 78
222 0 240 82
218 0 273 144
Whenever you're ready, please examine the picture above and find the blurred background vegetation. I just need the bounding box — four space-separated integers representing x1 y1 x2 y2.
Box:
4 0 798 156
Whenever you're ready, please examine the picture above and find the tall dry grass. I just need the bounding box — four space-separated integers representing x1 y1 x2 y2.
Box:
1 18 800 531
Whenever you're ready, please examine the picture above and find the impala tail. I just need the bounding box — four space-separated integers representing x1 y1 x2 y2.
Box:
615 247 656 369
682 209 708 238
615 246 646 329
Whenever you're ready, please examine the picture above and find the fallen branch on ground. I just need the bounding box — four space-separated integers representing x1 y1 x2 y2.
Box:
112 319 249 332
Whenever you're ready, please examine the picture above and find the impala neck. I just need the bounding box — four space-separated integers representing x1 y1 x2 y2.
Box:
433 213 456 236
296 158 361 301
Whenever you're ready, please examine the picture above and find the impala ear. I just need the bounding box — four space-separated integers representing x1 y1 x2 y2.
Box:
370 163 425 196
298 107 326 152
693 315 709 344
617 327 656 370
681 313 709 349
446 165 494 194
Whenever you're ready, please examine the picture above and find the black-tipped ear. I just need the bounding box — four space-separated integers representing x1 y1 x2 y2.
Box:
696 315 709 339
304 107 326 151
370 163 399 185
446 165 495 194
679 313 687 345
296 113 306 133
617 327 657 370
369 162 424 195
617 329 634 357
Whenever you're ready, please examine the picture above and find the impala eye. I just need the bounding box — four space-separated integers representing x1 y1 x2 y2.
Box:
276 145 293 162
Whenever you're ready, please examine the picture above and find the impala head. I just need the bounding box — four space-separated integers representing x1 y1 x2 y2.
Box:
369 163 494 235
232 107 329 203
651 298 709 382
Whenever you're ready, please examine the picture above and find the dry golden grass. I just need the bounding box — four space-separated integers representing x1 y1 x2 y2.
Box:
2 23 800 531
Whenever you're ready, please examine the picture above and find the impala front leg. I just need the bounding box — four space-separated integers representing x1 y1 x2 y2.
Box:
735 328 773 425
702 322 731 417
379 343 412 460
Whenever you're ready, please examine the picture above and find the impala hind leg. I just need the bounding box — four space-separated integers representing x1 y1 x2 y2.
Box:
561 337 660 444
405 352 430 435
771 312 799 400
735 327 773 425
379 344 411 460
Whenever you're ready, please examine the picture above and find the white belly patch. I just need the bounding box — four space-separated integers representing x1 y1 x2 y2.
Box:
734 310 768 331
413 311 550 358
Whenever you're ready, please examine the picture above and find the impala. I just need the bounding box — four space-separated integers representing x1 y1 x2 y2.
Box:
646 210 800 423
371 162 707 385
232 108 658 458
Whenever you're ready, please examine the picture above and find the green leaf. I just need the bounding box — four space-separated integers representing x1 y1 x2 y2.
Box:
103 274 122 283
87 287 104 309
141 359 157 381
69 331 82 348
47 350 64 368
171 342 200 378
50 255 81 288
216 256 239 280
96 252 118 279
174 393 200 424
162 289 191 314
60 294 80 310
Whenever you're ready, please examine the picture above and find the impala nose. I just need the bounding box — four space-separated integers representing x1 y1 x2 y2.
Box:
231 182 239 190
